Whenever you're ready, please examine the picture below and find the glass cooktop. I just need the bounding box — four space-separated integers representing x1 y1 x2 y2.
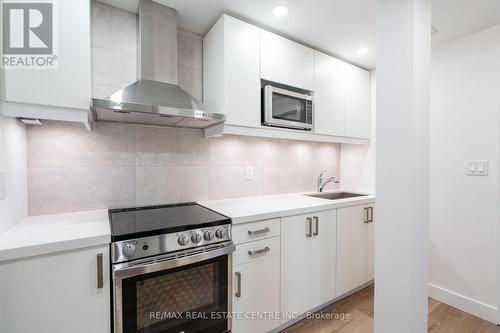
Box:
109 202 231 242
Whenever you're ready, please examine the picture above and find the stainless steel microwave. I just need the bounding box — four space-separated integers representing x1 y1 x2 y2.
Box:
262 85 314 130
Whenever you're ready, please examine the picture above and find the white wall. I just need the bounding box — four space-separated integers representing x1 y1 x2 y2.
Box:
340 71 376 193
429 24 500 322
0 116 28 232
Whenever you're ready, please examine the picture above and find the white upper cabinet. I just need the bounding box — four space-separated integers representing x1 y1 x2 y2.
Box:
203 14 370 143
203 15 260 128
314 51 370 139
260 30 315 90
314 51 346 136
3 0 91 111
344 63 370 139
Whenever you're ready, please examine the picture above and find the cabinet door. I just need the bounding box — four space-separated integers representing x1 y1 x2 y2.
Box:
336 205 367 296
260 30 314 90
313 51 345 136
203 15 260 127
1 246 110 333
281 213 312 321
4 0 91 110
310 209 337 308
344 64 370 139
366 204 375 281
233 255 280 333
224 16 260 127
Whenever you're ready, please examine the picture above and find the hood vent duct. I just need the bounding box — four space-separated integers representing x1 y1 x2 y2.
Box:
91 0 224 129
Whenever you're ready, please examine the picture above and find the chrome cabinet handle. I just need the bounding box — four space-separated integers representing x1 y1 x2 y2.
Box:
235 272 242 298
368 207 374 223
97 253 104 289
364 207 369 223
306 217 313 237
248 246 270 256
248 227 270 236
313 216 319 236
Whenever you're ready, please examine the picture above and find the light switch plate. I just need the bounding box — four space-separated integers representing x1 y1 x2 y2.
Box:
467 160 488 176
467 161 477 175
0 170 6 201
476 160 489 176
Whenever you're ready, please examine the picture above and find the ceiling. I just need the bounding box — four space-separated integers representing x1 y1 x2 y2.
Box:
99 0 500 70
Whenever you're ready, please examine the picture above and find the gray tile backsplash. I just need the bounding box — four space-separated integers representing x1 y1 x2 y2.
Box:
92 46 137 92
135 126 210 167
26 121 340 215
28 166 135 216
91 1 137 55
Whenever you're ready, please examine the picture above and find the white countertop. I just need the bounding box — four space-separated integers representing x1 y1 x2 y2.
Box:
0 209 110 262
200 190 375 224
0 191 374 262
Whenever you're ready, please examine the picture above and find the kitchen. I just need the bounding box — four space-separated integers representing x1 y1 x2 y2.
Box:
0 0 499 333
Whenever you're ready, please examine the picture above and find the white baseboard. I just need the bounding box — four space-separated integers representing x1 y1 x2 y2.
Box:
428 283 498 324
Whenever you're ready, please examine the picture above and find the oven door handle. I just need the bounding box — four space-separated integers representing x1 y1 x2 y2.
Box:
113 243 236 280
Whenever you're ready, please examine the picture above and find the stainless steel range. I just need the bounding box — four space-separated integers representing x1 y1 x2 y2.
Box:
109 202 234 333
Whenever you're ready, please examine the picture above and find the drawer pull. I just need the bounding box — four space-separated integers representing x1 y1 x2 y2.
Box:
235 272 242 298
97 253 104 289
248 227 270 236
306 217 313 237
248 246 270 256
313 216 319 236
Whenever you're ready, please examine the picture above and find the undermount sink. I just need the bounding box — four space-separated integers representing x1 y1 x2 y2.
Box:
305 192 367 200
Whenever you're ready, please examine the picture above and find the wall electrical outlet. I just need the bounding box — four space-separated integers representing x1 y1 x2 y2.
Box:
467 160 489 176
0 170 6 201
246 166 254 180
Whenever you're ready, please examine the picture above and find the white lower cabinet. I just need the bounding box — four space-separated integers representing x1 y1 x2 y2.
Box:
232 224 280 333
0 245 110 333
336 204 375 296
232 250 280 333
309 211 337 309
281 209 336 324
366 207 375 281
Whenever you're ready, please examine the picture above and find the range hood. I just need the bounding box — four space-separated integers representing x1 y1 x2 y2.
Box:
91 0 224 129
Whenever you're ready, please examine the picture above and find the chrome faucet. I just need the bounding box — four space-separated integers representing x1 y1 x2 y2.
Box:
317 170 340 192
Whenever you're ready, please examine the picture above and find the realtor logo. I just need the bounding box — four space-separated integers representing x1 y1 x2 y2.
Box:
2 1 57 68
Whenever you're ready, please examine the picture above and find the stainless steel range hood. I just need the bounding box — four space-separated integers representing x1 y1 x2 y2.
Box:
91 0 224 129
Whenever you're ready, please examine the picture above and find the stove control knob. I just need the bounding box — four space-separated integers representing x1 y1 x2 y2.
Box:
177 235 189 246
191 232 203 244
204 230 215 241
122 243 136 257
215 228 226 239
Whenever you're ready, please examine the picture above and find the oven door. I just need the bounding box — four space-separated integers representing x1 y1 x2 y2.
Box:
113 243 235 333
263 85 313 130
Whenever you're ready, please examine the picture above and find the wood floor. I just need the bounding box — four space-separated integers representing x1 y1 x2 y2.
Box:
282 286 500 333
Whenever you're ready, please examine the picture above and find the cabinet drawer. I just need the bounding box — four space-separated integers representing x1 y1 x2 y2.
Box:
232 218 280 244
234 236 280 266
